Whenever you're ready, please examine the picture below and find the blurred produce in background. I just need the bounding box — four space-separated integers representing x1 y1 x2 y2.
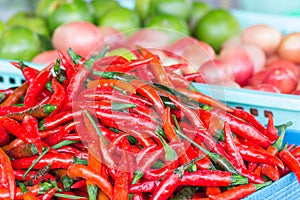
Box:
0 0 299 95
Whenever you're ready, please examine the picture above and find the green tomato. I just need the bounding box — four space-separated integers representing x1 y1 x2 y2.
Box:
7 11 50 37
194 9 241 53
47 0 94 32
35 0 61 18
145 14 190 41
149 0 192 20
0 26 41 61
91 0 121 21
0 20 4 37
97 7 141 33
189 1 211 31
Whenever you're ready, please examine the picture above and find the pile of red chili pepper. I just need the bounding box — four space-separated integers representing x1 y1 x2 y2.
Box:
0 45 300 200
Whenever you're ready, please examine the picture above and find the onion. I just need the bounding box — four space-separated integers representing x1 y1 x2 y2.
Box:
241 24 282 55
277 32 300 64
243 44 266 73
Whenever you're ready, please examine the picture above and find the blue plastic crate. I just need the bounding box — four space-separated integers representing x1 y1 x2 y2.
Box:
192 83 300 132
0 58 44 89
243 129 300 200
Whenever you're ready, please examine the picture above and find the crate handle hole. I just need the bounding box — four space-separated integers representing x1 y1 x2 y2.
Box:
250 108 258 116
264 110 273 118
9 77 16 84
0 76 3 83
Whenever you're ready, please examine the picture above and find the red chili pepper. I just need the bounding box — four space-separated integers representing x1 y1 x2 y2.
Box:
11 61 40 84
143 160 179 181
177 88 234 113
58 50 74 83
39 110 76 130
163 107 179 142
113 171 129 200
223 122 246 169
233 108 266 134
56 146 88 160
87 79 136 94
0 116 43 153
180 169 248 187
210 182 271 200
22 115 44 154
264 113 279 142
0 126 10 146
63 64 89 110
130 80 165 118
291 145 300 157
238 144 284 169
44 121 78 146
24 63 53 107
200 109 272 148
8 143 38 159
166 70 191 89
206 187 221 196
0 88 15 96
279 149 300 184
137 46 173 87
0 147 15 199
93 55 128 69
105 56 154 72
47 78 66 115
67 164 113 199
39 187 57 200
0 106 29 116
169 95 205 129
184 72 204 82
129 181 160 193
11 152 87 169
71 179 86 189
186 145 213 170
0 82 28 106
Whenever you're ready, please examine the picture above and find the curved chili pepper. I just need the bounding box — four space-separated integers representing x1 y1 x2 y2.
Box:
113 171 129 200
279 149 300 184
11 152 87 170
166 70 190 89
180 170 248 187
56 146 88 160
0 126 10 146
176 88 234 113
238 144 284 169
87 79 136 94
24 63 53 107
209 182 271 200
130 80 165 118
93 55 128 69
105 56 154 72
0 147 15 199
14 61 40 84
40 187 57 200
67 164 113 199
58 50 74 83
7 143 38 159
137 46 173 87
223 122 246 169
129 181 160 194
206 187 221 196
47 78 66 115
63 64 89 110
39 110 76 130
143 160 179 181
150 172 180 200
264 113 279 142
0 106 28 116
186 145 213 170
0 82 28 106
6 104 57 121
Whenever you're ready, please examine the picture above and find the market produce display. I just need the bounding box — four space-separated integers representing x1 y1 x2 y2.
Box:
0 44 299 199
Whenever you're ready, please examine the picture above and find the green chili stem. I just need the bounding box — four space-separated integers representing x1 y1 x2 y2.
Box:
23 147 50 178
54 193 86 199
52 140 78 150
157 133 178 161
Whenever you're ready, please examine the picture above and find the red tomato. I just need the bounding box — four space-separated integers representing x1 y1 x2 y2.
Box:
247 70 268 86
198 59 233 84
124 28 171 51
52 21 104 58
266 58 300 79
219 46 254 86
98 26 127 50
31 50 63 65
261 66 297 94
292 90 300 95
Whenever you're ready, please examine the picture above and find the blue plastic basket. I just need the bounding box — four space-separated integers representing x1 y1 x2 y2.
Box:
243 129 300 200
0 58 44 89
192 83 300 131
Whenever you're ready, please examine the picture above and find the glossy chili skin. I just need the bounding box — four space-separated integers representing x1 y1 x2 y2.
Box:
0 147 15 199
11 152 86 170
279 150 300 183
150 172 181 200
24 63 53 107
47 78 66 115
67 164 113 199
39 110 75 130
0 82 28 106
129 181 160 193
209 183 257 200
